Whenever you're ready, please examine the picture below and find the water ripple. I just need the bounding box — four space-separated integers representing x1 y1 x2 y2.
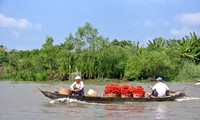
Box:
176 96 200 102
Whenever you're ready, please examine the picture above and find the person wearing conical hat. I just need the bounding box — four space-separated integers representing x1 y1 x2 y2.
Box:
69 76 84 96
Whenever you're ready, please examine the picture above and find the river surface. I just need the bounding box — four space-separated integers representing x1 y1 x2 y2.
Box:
0 81 200 120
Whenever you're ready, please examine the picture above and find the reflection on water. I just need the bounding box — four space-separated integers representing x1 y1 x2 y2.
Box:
154 103 167 120
104 103 145 118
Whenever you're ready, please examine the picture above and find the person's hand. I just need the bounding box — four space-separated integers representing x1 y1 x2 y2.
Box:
74 89 79 92
147 93 152 97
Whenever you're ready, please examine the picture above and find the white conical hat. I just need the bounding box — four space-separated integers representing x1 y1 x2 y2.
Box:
75 76 81 80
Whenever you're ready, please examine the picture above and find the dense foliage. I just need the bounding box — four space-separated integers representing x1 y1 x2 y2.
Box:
1 23 200 81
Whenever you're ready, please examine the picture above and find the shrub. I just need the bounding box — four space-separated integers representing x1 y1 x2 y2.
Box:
176 61 200 80
125 50 175 80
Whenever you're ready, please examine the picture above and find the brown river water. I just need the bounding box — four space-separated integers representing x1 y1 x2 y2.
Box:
0 81 200 120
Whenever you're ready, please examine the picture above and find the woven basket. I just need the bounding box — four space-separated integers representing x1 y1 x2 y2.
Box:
133 94 145 98
59 88 68 95
121 94 132 98
104 93 119 98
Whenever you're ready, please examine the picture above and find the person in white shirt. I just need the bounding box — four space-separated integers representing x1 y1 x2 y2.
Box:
149 77 169 97
69 76 84 96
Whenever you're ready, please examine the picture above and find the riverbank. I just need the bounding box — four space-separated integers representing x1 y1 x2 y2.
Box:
1 77 199 84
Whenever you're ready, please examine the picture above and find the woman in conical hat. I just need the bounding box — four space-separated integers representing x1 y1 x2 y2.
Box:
69 76 84 96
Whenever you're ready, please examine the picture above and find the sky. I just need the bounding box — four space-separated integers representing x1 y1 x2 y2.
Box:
0 0 200 50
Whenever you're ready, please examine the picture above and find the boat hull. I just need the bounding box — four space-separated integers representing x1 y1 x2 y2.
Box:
39 88 185 103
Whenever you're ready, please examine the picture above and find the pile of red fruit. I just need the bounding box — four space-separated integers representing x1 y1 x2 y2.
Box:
104 83 146 97
120 84 134 95
132 86 146 96
104 83 121 95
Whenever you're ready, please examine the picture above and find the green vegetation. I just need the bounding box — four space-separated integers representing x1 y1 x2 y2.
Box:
1 22 200 82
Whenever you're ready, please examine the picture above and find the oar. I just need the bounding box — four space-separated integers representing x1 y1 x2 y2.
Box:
169 86 186 93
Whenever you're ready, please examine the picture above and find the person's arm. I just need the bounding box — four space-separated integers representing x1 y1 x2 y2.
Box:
148 85 155 97
152 84 156 91
149 84 157 97
165 85 170 96
166 85 169 91
70 82 76 90
79 81 84 90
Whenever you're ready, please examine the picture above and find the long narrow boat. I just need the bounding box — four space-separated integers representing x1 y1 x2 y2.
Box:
38 88 185 103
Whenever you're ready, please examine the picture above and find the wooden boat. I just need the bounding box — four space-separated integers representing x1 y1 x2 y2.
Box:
38 88 185 103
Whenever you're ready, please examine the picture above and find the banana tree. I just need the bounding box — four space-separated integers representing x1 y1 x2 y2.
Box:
167 32 200 63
